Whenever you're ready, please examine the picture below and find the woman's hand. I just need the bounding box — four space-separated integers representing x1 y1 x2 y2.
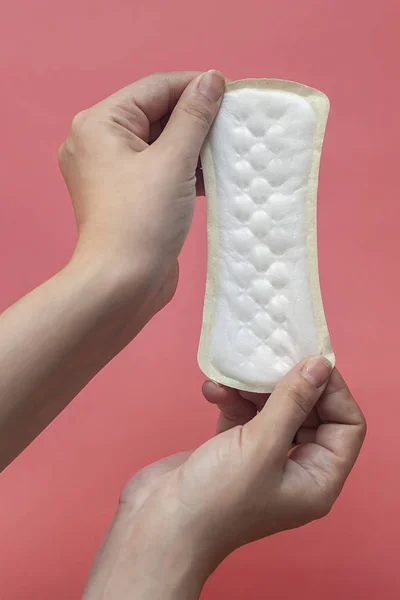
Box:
83 358 366 600
59 70 225 317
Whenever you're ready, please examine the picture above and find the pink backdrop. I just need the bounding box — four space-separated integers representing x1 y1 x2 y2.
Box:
0 1 399 598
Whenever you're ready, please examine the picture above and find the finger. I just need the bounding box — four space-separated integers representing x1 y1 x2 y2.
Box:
302 406 320 429
294 427 317 445
286 368 366 503
313 368 366 466
195 167 205 196
245 356 333 462
202 381 257 434
149 111 172 144
97 71 201 142
290 407 321 436
239 390 270 412
202 382 267 415
156 70 225 169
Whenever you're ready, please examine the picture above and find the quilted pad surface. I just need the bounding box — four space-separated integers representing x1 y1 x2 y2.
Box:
199 80 333 392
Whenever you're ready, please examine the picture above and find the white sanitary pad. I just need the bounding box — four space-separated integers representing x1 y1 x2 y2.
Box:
198 79 334 393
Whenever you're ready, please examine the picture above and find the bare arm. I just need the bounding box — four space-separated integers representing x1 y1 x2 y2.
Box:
0 70 225 470
0 252 149 469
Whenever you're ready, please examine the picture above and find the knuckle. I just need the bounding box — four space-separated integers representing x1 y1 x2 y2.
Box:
359 411 367 437
150 70 165 79
299 488 335 522
352 424 367 460
313 502 330 521
315 494 335 519
284 382 312 418
70 109 89 135
180 101 212 131
60 109 96 165
355 420 367 448
57 143 66 167
57 135 76 168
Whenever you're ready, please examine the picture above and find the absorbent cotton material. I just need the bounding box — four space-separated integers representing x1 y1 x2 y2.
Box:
198 79 334 393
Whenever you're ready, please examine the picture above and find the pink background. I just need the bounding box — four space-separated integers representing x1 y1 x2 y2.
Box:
0 1 399 598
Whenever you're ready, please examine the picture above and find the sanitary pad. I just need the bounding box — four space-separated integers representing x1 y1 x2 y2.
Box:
198 79 334 393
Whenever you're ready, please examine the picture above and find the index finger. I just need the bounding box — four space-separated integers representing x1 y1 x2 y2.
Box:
314 368 366 467
99 71 200 124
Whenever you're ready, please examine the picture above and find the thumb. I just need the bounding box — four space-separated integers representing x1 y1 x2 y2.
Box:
156 70 225 167
245 356 333 463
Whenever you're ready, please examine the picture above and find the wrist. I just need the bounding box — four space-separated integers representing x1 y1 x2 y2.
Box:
70 236 174 323
84 501 212 600
123 528 206 600
68 240 156 322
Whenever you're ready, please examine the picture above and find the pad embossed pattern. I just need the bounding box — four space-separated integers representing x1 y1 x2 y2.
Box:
198 79 334 393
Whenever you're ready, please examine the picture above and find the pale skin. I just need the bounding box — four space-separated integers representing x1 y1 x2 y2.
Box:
0 71 366 599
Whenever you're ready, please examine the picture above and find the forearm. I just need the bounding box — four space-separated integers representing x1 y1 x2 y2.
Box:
0 248 151 470
83 503 209 600
85 540 205 600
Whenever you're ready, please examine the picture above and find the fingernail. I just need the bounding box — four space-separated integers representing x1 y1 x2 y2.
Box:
203 379 219 388
210 380 221 388
301 356 332 388
198 70 225 102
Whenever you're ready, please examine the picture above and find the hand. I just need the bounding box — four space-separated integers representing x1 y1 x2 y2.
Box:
59 70 225 318
83 357 366 599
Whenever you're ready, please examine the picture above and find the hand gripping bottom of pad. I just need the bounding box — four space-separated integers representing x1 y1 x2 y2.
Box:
198 79 334 393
